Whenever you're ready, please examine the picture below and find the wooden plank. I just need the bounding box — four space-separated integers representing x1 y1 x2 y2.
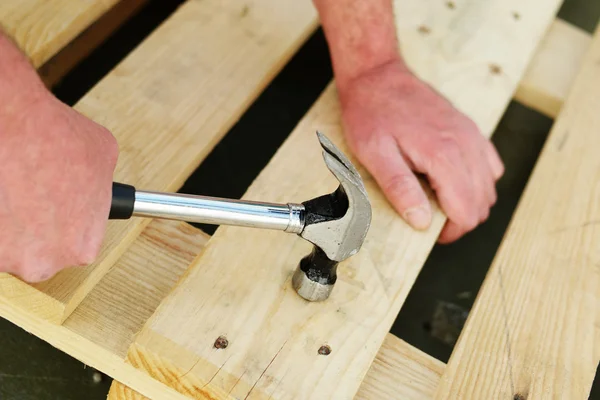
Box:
0 0 319 324
126 2 565 398
355 335 444 400
0 0 122 67
0 219 206 400
2 215 444 400
38 0 150 88
514 19 591 118
434 25 600 399
109 335 444 400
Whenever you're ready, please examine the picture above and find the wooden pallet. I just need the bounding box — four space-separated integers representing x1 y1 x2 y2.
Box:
0 0 598 398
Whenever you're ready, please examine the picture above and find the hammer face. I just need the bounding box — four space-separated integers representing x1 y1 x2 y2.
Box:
292 247 338 301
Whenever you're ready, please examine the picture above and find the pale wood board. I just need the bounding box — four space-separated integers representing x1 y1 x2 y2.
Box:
109 334 444 400
0 0 121 67
128 0 564 398
433 26 600 400
355 335 444 400
0 219 206 400
1 217 443 400
39 0 150 88
0 0 319 324
393 0 563 136
514 19 592 118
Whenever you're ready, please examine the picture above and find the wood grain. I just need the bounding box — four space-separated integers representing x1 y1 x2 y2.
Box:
1 216 446 400
514 19 591 118
0 0 121 67
39 0 150 88
0 0 319 323
109 334 444 400
128 1 564 398
0 219 206 400
433 25 600 400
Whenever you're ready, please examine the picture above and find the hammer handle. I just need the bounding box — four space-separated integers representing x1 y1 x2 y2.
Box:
109 182 304 233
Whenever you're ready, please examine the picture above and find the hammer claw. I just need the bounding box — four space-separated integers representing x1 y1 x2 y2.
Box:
293 132 373 302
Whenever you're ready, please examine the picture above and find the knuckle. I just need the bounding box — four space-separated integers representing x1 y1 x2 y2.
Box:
383 174 419 198
465 213 480 230
75 241 102 266
432 137 463 166
480 207 491 223
18 265 56 283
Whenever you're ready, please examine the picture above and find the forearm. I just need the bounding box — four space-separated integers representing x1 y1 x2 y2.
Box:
0 29 46 112
313 0 405 87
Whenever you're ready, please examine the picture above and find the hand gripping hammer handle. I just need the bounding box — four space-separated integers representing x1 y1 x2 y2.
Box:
109 182 305 234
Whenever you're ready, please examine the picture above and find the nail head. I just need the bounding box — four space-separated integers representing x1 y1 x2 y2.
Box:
318 345 332 355
214 336 229 349
490 64 503 75
418 25 431 35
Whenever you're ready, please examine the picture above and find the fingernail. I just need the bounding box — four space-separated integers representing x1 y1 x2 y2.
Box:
403 205 431 230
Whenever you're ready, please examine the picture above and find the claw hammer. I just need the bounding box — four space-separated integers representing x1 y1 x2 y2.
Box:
109 132 372 301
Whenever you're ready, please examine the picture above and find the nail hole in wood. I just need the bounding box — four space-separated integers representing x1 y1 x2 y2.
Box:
446 1 456 9
214 336 229 349
489 64 503 75
318 345 332 356
512 11 521 20
418 25 431 35
514 394 526 400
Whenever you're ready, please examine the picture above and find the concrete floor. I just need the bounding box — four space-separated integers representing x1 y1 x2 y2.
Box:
1 0 599 398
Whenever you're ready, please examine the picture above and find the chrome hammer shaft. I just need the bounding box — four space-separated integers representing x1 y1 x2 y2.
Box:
109 132 372 303
134 191 305 233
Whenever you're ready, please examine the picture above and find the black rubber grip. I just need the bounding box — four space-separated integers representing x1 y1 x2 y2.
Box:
110 182 136 220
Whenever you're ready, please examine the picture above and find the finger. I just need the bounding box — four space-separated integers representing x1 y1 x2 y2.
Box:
438 220 467 244
484 140 504 180
358 135 432 230
425 140 479 234
455 128 497 217
469 138 498 212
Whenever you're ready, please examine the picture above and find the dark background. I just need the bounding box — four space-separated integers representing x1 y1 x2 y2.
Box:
1 0 599 398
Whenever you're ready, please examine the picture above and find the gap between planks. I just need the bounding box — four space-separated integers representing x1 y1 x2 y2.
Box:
0 1 592 398
433 20 600 400
0 0 122 67
125 1 567 399
0 0 320 324
0 218 445 400
0 0 588 325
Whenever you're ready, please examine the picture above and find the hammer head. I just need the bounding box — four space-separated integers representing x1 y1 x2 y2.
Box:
292 132 372 301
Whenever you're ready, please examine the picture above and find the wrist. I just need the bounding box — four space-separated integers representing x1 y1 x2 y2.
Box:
335 56 415 97
335 55 410 91
313 0 407 89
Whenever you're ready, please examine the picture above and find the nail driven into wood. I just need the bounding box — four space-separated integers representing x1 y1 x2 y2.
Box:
214 336 229 349
318 345 332 355
490 63 503 75
418 25 431 35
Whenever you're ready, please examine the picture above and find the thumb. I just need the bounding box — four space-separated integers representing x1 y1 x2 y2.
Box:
357 136 432 230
